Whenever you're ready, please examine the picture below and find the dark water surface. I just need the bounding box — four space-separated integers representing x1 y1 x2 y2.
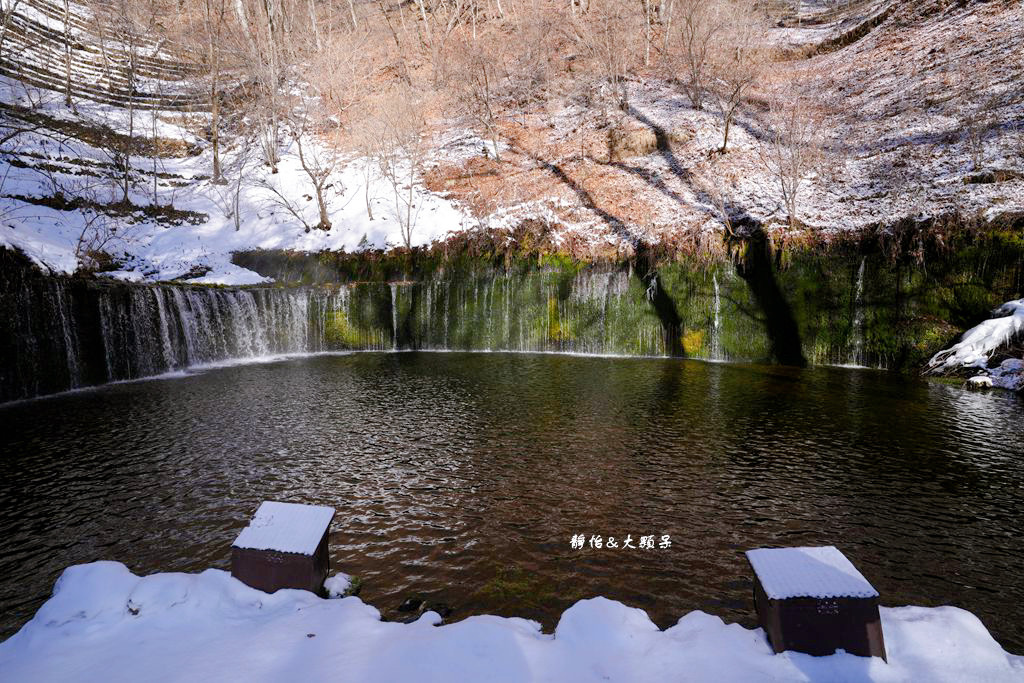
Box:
1 352 1022 651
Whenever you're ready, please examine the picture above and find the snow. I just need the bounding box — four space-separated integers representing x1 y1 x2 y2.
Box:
965 359 1024 393
0 122 474 283
3 0 1023 282
324 572 353 598
927 299 1024 372
233 501 335 556
0 57 475 284
0 562 1022 682
746 546 879 600
988 359 1024 391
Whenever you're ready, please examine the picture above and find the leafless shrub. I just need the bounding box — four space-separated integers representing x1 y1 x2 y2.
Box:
672 0 725 110
210 134 255 231
700 157 741 237
571 0 638 116
500 13 553 124
955 68 998 173
757 93 825 229
708 2 767 152
455 37 504 162
74 210 121 271
362 86 428 249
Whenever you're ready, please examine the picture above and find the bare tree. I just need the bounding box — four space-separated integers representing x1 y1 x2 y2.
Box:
456 37 503 162
90 0 159 205
757 94 824 229
289 101 341 231
364 86 427 249
674 0 724 110
572 0 636 114
351 115 383 221
62 0 74 109
708 2 766 152
640 0 654 67
235 0 290 173
202 0 231 183
0 0 23 60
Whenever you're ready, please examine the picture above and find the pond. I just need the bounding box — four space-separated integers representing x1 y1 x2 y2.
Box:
1 352 1022 651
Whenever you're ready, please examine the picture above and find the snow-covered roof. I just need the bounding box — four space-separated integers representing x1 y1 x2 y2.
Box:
745 546 879 600
232 501 335 556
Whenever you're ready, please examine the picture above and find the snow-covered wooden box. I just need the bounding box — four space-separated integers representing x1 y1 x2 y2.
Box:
231 501 335 595
745 546 886 660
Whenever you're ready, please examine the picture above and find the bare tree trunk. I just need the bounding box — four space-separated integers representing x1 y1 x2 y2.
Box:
261 0 280 171
0 0 23 60
661 0 674 53
643 0 651 67
63 0 73 108
205 0 225 183
307 0 321 50
210 84 222 181
124 46 135 204
151 106 159 205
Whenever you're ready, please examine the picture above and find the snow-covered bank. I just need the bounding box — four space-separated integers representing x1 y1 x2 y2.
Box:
0 562 1020 682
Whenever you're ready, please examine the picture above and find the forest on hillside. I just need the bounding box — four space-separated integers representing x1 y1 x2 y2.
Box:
0 0 1020 273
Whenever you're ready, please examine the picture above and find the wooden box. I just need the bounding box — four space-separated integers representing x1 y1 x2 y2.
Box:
231 501 335 595
746 546 886 660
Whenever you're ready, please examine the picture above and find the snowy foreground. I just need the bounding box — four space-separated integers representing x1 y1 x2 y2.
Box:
1 563 1021 682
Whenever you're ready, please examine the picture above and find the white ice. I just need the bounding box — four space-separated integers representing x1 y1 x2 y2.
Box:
928 299 1024 373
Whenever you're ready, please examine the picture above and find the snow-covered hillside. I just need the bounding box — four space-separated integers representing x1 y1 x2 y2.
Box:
0 78 472 283
0 0 479 283
427 0 1024 248
0 0 1022 284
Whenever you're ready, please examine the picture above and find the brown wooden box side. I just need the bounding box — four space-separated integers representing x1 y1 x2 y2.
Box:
753 576 887 661
231 532 330 595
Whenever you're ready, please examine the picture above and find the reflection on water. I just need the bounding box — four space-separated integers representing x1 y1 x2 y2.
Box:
1 353 1022 651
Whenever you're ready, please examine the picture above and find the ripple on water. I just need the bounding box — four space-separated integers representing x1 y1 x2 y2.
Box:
0 352 1022 652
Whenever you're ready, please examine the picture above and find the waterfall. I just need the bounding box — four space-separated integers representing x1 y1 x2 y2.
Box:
390 283 398 350
711 273 722 361
850 257 866 366
0 278 337 403
53 280 81 388
2 262 766 402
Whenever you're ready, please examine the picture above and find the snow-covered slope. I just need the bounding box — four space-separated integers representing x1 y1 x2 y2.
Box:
1 0 1022 284
0 0 475 284
1 562 1021 682
428 0 1024 247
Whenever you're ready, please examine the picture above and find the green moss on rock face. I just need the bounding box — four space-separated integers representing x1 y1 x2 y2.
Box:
324 310 363 348
278 226 1024 370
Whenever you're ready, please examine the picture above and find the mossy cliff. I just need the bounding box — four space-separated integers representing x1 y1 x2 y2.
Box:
235 225 1024 370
